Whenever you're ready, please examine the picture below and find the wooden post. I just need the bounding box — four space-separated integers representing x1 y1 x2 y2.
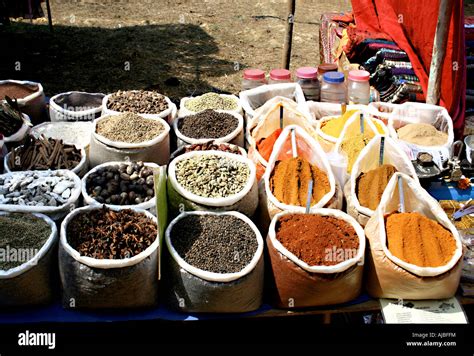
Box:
46 0 53 32
426 0 454 105
281 0 296 70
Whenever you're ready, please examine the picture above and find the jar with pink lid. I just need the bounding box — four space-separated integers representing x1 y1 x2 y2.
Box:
268 69 291 84
348 70 370 105
295 66 320 101
242 69 267 91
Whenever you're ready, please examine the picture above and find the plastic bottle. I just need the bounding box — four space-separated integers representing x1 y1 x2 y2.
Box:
347 70 370 105
242 69 267 91
320 72 347 104
295 67 320 101
268 69 292 84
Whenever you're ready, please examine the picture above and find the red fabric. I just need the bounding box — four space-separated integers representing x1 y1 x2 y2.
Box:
351 0 466 137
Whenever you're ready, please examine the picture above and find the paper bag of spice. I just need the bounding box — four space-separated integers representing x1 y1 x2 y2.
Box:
59 205 159 309
0 212 58 306
330 109 385 187
167 150 258 218
344 135 418 226
364 173 463 299
246 96 316 181
263 125 340 220
266 209 365 308
163 211 264 313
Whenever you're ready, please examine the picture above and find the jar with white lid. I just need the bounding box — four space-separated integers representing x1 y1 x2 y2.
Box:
295 67 320 101
320 72 347 104
242 69 267 91
347 70 370 105
268 69 292 84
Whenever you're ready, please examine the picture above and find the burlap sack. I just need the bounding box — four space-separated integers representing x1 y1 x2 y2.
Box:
364 173 463 299
266 209 365 308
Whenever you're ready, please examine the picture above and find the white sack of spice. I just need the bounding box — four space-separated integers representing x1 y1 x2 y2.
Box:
168 150 257 208
92 113 170 149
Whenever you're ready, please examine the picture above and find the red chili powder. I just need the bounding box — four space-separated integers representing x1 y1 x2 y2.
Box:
275 214 360 266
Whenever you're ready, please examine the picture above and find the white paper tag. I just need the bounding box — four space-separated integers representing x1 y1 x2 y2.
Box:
379 297 468 324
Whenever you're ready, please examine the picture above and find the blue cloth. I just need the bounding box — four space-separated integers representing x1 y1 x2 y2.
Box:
0 294 373 323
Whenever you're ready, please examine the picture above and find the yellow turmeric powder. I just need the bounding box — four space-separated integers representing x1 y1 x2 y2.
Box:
341 133 372 173
321 110 385 138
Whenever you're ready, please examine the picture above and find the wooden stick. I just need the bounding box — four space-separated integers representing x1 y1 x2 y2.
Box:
426 0 455 105
281 0 296 69
305 179 314 214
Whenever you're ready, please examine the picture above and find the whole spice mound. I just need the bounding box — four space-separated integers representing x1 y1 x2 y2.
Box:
96 113 164 144
175 155 250 198
170 214 258 273
9 135 82 171
107 90 168 114
357 164 397 210
270 157 330 207
341 133 372 173
386 212 456 267
178 109 238 139
0 97 29 137
184 93 238 112
276 214 359 266
183 141 242 155
397 123 448 146
66 206 157 259
0 213 51 270
0 171 76 206
86 161 155 205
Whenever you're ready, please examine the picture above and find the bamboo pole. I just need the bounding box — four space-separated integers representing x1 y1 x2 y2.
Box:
426 0 454 105
281 0 296 70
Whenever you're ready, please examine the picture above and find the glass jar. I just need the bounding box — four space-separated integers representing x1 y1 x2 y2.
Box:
347 70 370 105
242 69 267 91
317 63 338 82
320 72 346 104
295 67 320 101
269 69 292 84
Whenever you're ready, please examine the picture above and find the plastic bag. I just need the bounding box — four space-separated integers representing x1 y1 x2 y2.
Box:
81 161 159 215
173 111 245 148
0 212 58 306
266 209 365 308
167 150 258 217
344 135 419 226
370 102 454 167
247 96 316 180
59 205 159 309
240 83 309 122
164 211 264 313
263 125 339 219
364 173 463 299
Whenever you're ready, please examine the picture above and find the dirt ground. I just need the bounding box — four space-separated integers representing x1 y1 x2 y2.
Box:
0 0 351 102
1 1 472 103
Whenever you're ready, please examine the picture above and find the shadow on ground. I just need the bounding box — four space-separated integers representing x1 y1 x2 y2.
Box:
0 22 241 102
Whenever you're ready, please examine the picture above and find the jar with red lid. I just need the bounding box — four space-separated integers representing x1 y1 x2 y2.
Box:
268 69 291 84
295 67 320 101
242 69 267 91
